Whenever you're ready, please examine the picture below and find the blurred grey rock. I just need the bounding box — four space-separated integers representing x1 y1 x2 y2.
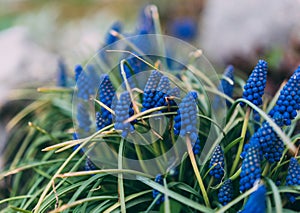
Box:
200 0 300 63
0 26 58 105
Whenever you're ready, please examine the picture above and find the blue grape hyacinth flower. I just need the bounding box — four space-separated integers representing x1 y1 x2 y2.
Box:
220 65 235 106
240 60 267 107
104 21 122 46
169 18 197 41
218 179 233 206
174 91 198 136
209 145 225 180
153 76 171 108
75 65 95 101
152 174 164 205
142 70 162 111
286 157 300 203
95 74 116 131
77 102 92 133
269 68 300 126
57 59 67 87
256 122 284 163
136 5 155 35
114 91 135 137
240 141 262 192
98 74 115 119
74 64 82 82
174 91 200 154
240 184 267 213
166 86 180 112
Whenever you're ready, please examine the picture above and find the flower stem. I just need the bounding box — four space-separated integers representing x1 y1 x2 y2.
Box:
230 107 251 176
186 136 211 207
262 162 270 177
118 138 126 213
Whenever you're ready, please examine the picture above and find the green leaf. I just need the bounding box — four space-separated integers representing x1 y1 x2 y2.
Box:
265 177 282 213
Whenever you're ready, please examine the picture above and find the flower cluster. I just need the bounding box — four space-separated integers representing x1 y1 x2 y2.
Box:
240 142 261 192
75 65 96 101
220 65 235 106
96 74 116 130
252 122 283 163
167 86 180 112
114 91 135 137
209 145 225 180
240 184 267 213
152 174 164 205
240 60 268 107
142 70 163 111
76 102 92 133
57 59 67 87
241 120 285 164
269 67 300 126
218 179 233 206
174 91 200 154
286 157 300 203
104 21 122 46
153 76 171 108
136 6 155 35
74 64 82 82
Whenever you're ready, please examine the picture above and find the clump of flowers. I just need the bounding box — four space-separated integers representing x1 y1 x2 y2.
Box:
3 5 300 213
113 91 135 137
240 184 267 213
269 67 300 126
240 60 268 107
142 70 163 111
240 142 261 192
286 157 300 203
209 145 225 180
218 179 233 206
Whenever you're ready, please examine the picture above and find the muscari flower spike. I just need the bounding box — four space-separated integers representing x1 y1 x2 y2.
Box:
240 141 262 192
218 179 233 206
77 102 92 133
104 21 122 46
152 174 164 205
76 65 94 101
86 65 99 94
209 145 225 180
57 59 67 87
256 122 283 163
169 17 197 41
220 65 235 106
174 91 200 154
96 112 112 131
142 70 162 111
285 157 300 203
114 91 135 137
240 184 267 213
153 76 171 108
174 91 198 136
98 74 116 120
240 60 267 107
269 68 300 126
166 86 180 111
253 110 261 131
136 5 155 35
95 74 116 131
74 64 82 82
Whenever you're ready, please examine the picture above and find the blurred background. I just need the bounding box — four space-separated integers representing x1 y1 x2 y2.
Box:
1 0 300 167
